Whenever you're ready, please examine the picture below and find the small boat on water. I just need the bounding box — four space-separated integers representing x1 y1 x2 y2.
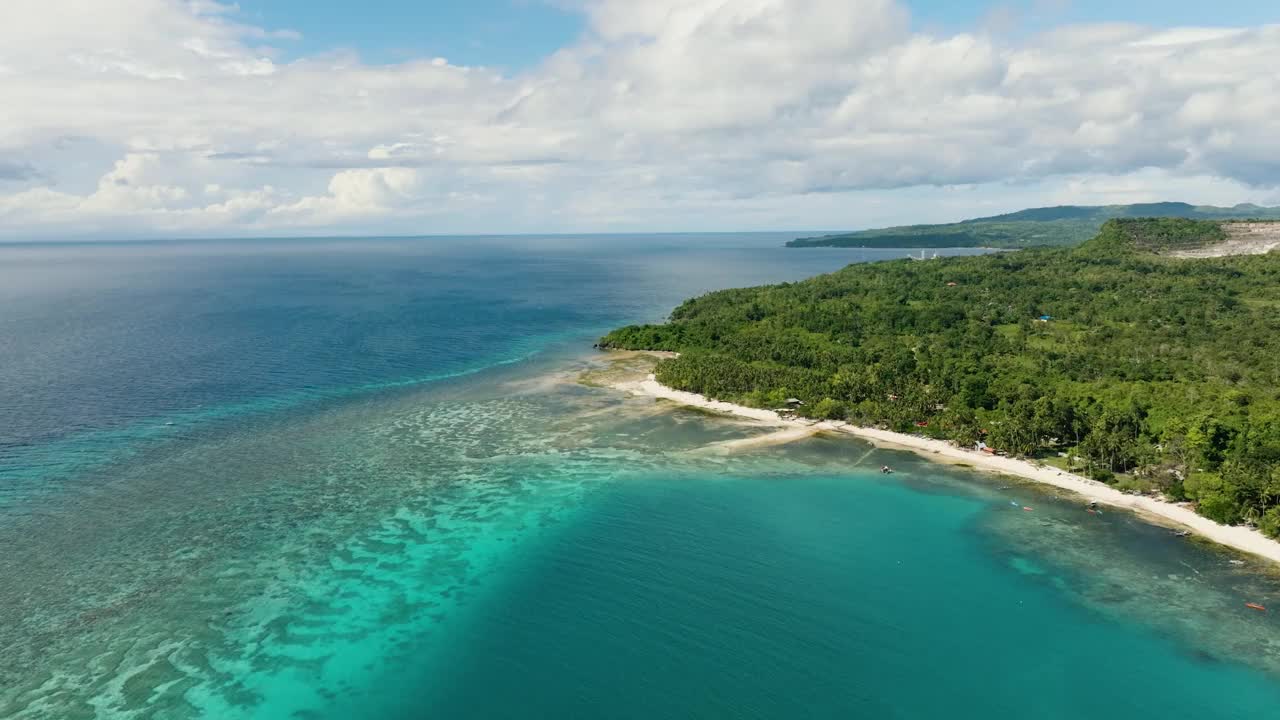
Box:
1246 603 1267 612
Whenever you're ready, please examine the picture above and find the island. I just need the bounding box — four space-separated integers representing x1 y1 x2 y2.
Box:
788 202 1280 249
602 218 1280 542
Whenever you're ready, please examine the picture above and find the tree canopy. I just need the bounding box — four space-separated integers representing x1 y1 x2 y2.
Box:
603 219 1280 536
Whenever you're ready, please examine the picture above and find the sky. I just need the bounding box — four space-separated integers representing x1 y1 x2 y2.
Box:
1 0 1278 238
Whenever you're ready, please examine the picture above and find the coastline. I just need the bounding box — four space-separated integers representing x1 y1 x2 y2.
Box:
613 373 1280 565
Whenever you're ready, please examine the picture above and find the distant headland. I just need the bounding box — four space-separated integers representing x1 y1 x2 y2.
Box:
787 202 1280 249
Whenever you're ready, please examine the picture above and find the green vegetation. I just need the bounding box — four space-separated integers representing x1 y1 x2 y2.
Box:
603 219 1280 535
788 202 1280 249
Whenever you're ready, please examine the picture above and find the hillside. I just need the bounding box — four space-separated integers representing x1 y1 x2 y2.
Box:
603 219 1280 535
788 202 1280 249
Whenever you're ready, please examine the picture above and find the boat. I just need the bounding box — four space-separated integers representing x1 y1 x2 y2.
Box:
1246 603 1267 612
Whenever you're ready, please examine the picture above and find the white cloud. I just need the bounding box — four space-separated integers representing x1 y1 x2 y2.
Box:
0 0 1277 237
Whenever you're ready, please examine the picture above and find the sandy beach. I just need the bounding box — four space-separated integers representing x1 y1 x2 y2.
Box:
614 374 1280 565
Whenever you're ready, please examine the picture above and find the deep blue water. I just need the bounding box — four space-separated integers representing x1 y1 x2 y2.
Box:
2 235 1278 719
0 234 893 498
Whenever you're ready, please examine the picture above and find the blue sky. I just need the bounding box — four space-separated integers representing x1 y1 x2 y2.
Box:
912 0 1279 29
237 0 583 67
241 0 1278 67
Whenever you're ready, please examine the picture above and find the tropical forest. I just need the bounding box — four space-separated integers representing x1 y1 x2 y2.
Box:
602 219 1280 535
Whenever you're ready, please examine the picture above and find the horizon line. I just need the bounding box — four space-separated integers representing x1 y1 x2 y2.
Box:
0 229 844 246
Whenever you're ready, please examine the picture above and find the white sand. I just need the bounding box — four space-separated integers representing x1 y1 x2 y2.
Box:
692 426 822 455
615 375 1280 565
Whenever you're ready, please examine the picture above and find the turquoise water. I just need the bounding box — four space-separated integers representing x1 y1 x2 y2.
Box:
2 236 1278 718
417 471 1280 719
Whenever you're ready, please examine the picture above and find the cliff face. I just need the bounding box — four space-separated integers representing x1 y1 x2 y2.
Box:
1170 222 1280 258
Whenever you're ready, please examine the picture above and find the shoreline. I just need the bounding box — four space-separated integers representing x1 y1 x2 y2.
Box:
613 373 1280 565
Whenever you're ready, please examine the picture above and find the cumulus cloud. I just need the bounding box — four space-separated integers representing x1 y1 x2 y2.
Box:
0 0 1277 236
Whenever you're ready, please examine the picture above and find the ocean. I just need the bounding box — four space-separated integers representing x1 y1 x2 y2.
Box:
1 234 1278 719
